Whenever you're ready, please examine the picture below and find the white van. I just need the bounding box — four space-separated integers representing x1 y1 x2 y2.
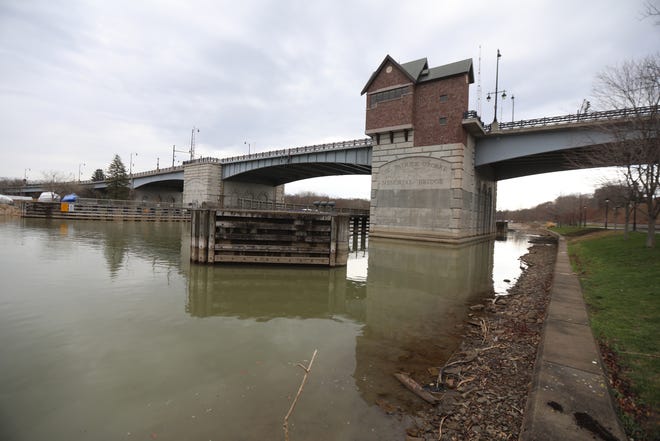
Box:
37 192 60 202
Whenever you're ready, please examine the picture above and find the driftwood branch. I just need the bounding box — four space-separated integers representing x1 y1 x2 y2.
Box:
283 349 318 441
438 415 448 440
394 372 440 404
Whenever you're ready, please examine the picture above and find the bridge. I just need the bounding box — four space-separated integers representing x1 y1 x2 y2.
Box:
12 107 642 195
9 55 656 243
189 105 647 184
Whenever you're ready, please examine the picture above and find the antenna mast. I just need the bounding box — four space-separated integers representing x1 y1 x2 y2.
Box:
190 126 199 161
477 45 482 116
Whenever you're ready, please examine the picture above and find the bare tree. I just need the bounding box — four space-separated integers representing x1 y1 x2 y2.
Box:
587 55 660 247
642 0 660 24
41 170 82 197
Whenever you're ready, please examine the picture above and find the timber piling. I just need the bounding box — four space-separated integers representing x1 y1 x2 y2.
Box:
191 209 367 266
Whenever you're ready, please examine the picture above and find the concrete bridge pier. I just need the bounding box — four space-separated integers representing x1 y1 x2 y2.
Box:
367 130 496 243
182 159 284 208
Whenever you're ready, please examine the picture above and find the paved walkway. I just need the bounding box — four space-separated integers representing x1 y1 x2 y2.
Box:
519 237 627 440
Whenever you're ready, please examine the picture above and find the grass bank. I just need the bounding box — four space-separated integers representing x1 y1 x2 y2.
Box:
557 228 659 439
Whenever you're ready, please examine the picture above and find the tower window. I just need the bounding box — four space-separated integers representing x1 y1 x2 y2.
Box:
439 94 448 102
369 85 412 108
439 117 448 125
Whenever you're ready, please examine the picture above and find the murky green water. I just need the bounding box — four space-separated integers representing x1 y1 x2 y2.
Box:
0 218 530 441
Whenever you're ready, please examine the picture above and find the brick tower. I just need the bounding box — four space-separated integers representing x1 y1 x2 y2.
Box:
362 55 496 243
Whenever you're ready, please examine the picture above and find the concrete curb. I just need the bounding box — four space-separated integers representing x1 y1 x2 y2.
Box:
519 236 627 440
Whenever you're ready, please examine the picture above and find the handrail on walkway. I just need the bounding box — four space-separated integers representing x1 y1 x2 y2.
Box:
464 105 658 133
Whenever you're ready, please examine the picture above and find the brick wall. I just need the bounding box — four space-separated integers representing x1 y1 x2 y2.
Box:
368 62 411 90
365 62 414 133
413 75 469 147
366 93 414 132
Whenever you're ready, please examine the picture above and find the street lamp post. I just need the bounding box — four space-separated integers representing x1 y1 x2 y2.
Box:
129 152 137 177
632 183 638 232
78 163 86 182
23 168 30 193
614 206 620 230
489 49 503 123
511 95 515 122
605 198 610 229
244 141 251 155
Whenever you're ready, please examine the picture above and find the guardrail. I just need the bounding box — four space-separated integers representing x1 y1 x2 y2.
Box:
186 138 373 166
463 105 658 133
235 198 370 216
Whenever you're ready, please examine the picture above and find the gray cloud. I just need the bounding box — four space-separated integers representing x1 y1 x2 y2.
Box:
1 0 658 208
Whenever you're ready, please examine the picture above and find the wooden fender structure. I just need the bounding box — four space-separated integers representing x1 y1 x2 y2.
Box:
191 209 360 267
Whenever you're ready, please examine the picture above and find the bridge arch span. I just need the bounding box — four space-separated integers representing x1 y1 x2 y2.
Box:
221 143 372 186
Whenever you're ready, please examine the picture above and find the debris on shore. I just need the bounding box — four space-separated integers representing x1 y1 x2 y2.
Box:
401 232 558 440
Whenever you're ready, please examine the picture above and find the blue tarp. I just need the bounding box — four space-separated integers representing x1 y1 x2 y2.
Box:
61 193 78 202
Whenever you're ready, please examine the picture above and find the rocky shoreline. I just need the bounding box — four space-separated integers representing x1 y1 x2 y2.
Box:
402 231 558 440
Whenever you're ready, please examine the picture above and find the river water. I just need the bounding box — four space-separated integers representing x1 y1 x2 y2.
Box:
0 218 531 441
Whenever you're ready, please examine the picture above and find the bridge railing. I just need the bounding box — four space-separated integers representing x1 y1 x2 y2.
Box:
464 105 658 133
235 198 369 215
193 138 373 165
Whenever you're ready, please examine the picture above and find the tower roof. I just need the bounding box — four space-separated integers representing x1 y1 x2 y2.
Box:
361 55 474 95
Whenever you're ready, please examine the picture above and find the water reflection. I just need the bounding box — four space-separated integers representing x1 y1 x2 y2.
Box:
0 218 536 441
186 237 496 412
17 218 186 277
187 265 362 321
355 238 494 409
492 230 532 295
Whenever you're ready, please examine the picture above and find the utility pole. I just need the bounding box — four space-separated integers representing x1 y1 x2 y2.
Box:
190 126 199 161
173 144 189 167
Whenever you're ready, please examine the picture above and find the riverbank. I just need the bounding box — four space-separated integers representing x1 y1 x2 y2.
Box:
401 228 558 440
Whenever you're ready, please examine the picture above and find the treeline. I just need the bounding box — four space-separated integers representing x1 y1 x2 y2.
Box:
1 155 132 200
497 183 650 226
0 175 96 198
284 191 369 210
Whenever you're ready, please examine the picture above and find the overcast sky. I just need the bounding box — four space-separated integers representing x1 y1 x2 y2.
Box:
1 0 658 209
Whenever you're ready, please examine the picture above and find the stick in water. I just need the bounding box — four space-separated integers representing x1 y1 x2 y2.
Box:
283 349 318 441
